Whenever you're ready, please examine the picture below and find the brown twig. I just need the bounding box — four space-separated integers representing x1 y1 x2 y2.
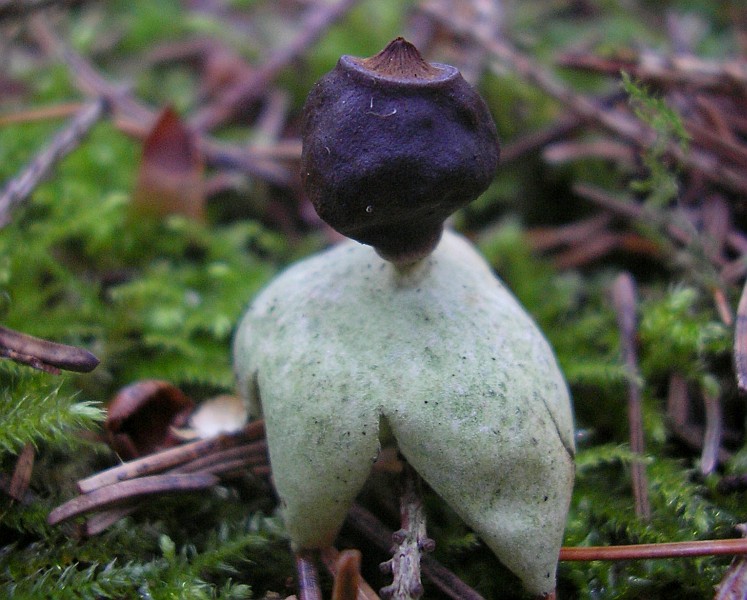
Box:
527 213 612 252
735 278 747 394
611 272 651 520
0 98 108 228
700 384 723 475
190 0 364 132
423 6 747 196
347 503 486 600
380 465 433 600
30 19 295 187
0 101 85 126
77 420 265 493
555 51 747 95
48 473 219 525
572 182 726 265
499 115 584 163
560 538 747 561
0 325 99 374
296 550 323 600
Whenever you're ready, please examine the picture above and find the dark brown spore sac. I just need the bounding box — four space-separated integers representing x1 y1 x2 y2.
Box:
301 38 500 265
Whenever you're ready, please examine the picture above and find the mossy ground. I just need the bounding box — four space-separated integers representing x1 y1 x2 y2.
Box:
2 1 746 598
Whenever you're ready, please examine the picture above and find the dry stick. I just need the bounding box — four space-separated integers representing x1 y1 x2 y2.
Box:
0 101 85 126
190 0 363 132
423 6 747 197
347 503 486 600
611 273 651 520
578 183 739 320
296 550 323 600
0 325 100 374
499 115 584 163
81 437 269 535
554 51 747 94
30 20 293 187
573 182 729 268
715 554 747 600
560 538 747 561
527 213 613 252
48 473 218 525
175 439 268 474
0 98 107 227
735 278 747 394
380 465 433 600
77 420 265 493
84 505 139 536
83 457 269 536
700 384 723 475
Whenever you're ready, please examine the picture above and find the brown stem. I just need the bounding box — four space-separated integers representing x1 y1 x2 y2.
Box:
48 473 218 525
560 538 747 561
380 465 433 600
77 420 265 493
296 550 323 600
700 384 723 475
611 273 651 520
190 0 364 131
29 19 293 187
347 503 485 600
735 278 747 394
0 325 99 374
0 98 107 227
423 6 747 196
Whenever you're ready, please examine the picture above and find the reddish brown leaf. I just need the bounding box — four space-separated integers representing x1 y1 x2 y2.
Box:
132 106 205 221
105 380 194 460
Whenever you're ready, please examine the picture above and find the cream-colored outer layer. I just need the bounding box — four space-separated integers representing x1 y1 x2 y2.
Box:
233 230 575 596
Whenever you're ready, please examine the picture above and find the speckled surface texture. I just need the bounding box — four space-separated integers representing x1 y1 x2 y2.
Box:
233 230 575 596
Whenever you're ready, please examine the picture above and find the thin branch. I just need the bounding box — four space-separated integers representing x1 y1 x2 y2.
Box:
296 550 323 600
611 272 651 520
190 0 364 131
0 98 108 228
0 325 100 374
0 101 84 126
77 420 265 493
560 538 747 561
48 473 219 525
423 5 747 196
735 277 747 394
700 384 723 475
30 18 295 186
556 51 747 95
380 465 433 600
347 503 486 600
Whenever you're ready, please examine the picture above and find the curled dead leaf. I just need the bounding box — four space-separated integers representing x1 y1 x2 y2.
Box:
105 380 194 459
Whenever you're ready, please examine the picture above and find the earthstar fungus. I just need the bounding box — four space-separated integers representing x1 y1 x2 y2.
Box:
234 38 574 598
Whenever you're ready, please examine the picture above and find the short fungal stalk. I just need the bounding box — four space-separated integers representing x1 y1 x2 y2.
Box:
234 38 574 599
